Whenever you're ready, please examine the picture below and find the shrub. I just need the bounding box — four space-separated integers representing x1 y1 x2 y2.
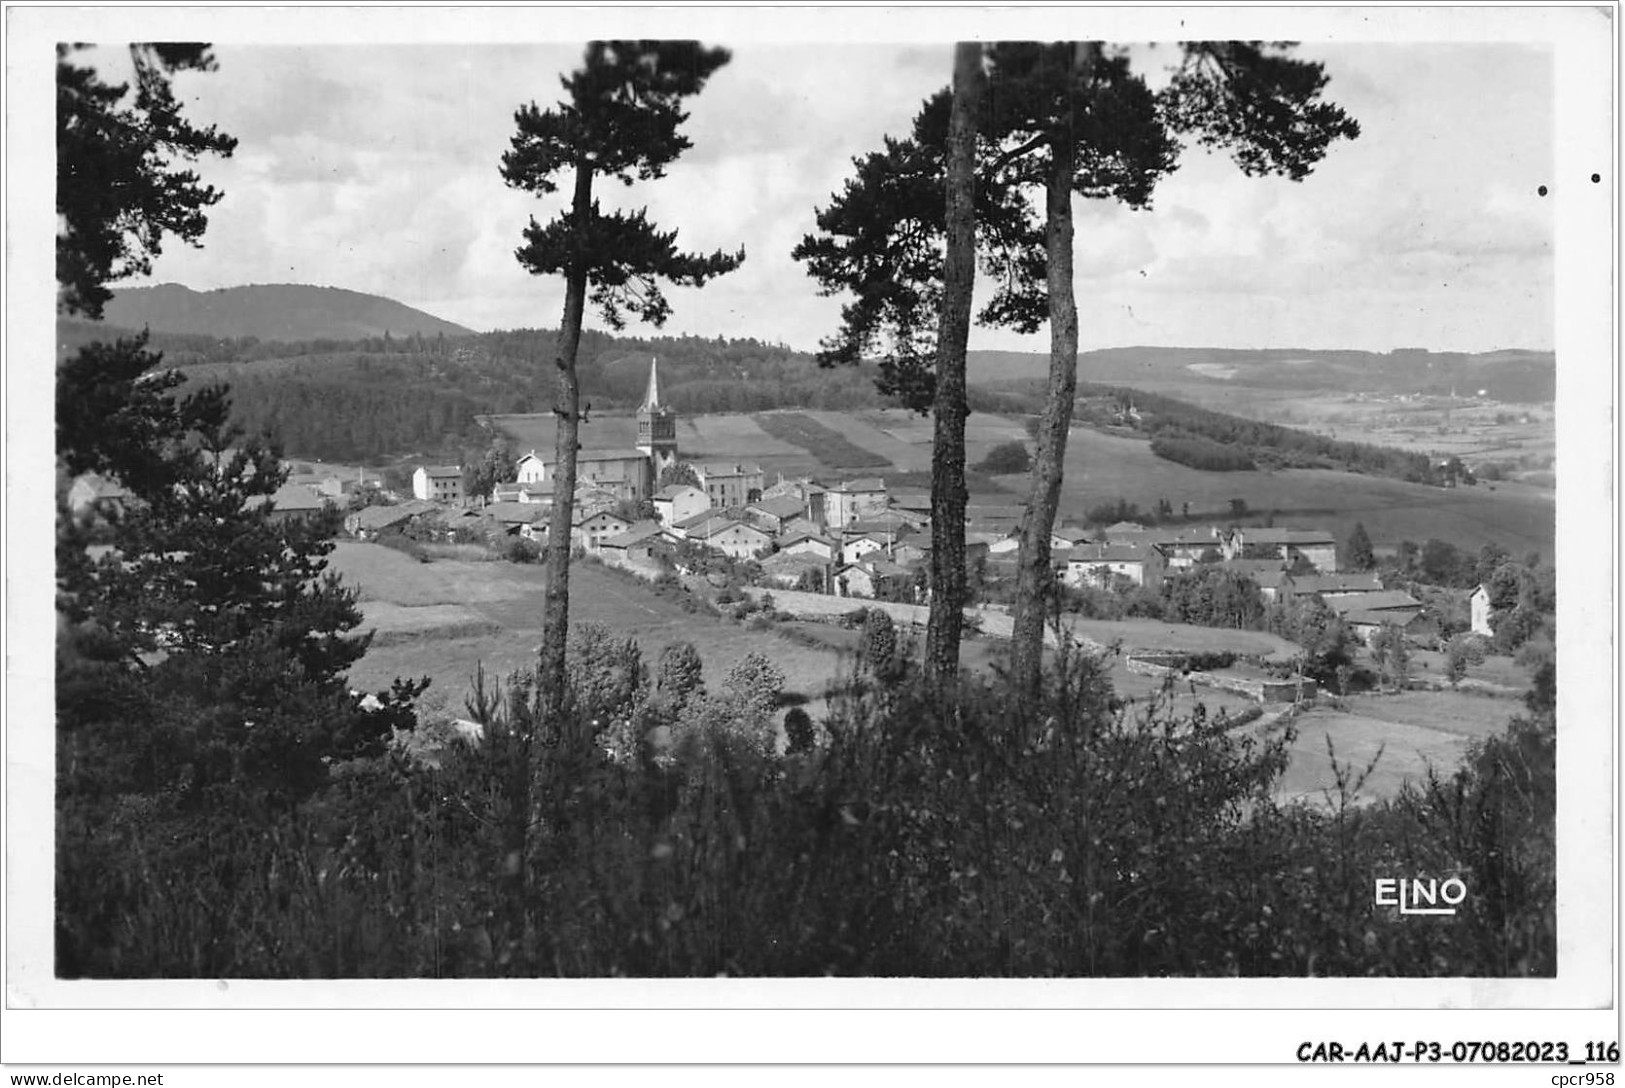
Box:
976 440 1032 475
502 536 541 564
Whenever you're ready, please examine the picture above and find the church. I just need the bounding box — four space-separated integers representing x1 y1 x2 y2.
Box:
509 358 682 505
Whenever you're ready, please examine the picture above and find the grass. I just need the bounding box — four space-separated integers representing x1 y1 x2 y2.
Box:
1338 690 1524 738
1055 615 1302 659
328 542 846 713
752 411 893 471
1270 706 1479 808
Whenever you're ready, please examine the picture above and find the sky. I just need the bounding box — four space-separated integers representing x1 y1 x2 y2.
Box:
38 8 1602 357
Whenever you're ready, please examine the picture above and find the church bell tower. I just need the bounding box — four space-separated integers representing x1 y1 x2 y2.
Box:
637 357 679 482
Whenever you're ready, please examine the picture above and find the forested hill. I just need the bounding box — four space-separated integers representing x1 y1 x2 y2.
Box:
97 283 474 342
968 345 1556 403
55 315 1504 485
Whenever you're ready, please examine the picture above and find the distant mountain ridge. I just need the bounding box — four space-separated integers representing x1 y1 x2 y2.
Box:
967 344 1556 403
100 283 474 342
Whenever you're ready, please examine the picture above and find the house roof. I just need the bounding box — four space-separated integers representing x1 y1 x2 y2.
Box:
656 483 705 501
1292 572 1384 594
847 514 918 536
1343 608 1421 628
1239 527 1337 545
858 556 912 578
601 521 669 549
248 482 325 512
749 494 806 520
1221 558 1288 574
72 473 129 500
831 476 886 493
1067 542 1157 565
576 510 631 529
417 465 461 479
1325 590 1421 614
779 531 838 551
674 511 726 532
349 501 434 531
1105 521 1148 533
484 501 546 525
691 519 770 541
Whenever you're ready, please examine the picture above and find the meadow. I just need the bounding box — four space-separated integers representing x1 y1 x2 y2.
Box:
329 542 848 712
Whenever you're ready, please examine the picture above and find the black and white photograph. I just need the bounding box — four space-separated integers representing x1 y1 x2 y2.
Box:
3 2 1617 1073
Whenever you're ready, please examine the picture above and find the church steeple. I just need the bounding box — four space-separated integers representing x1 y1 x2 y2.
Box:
637 356 678 481
641 356 663 411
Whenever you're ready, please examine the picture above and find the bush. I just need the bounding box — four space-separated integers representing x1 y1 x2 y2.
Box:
502 536 541 564
67 631 1555 978
976 440 1032 475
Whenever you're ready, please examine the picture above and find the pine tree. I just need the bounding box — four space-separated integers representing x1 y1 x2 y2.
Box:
798 42 1358 696
500 41 745 741
1346 521 1375 571
56 44 238 319
54 42 404 975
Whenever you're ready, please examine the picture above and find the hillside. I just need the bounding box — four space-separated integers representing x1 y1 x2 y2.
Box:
967 346 1556 403
98 283 474 342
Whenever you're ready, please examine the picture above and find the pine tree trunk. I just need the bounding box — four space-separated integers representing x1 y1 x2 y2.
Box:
538 160 593 739
1009 43 1088 695
925 41 983 682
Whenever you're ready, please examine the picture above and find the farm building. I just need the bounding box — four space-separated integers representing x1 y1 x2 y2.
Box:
1469 584 1494 637
412 465 464 504
492 480 554 505
687 518 773 560
67 473 129 516
1221 527 1339 572
1288 571 1385 599
343 499 439 539
654 483 709 529
834 557 915 601
574 510 632 552
482 502 547 536
822 477 888 529
747 493 811 533
1051 525 1093 551
599 520 676 569
778 531 840 562
1326 590 1424 644
1064 541 1168 589
247 481 329 523
694 461 765 510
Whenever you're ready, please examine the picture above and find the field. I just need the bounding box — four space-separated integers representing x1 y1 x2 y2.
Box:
1123 381 1556 483
1269 688 1522 807
328 542 848 712
753 411 895 470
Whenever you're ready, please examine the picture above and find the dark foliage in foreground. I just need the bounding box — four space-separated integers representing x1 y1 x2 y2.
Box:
57 633 1554 978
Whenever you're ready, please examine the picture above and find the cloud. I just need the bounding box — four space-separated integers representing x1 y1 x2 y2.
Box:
126 39 1556 354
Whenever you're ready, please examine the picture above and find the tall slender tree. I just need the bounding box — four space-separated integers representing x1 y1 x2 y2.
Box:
500 41 745 738
922 43 986 678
